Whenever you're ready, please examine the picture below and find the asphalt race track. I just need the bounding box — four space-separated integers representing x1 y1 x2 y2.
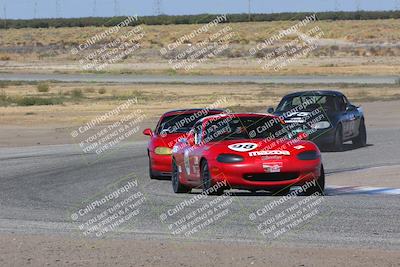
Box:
1 126 399 250
0 73 398 84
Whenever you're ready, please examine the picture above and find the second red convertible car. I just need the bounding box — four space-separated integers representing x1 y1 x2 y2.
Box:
143 108 224 179
171 113 325 195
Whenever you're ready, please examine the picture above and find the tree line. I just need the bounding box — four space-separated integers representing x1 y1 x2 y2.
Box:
1 11 399 29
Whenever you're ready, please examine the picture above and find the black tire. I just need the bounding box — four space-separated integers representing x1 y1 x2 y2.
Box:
305 165 325 196
352 119 367 148
171 158 191 194
201 160 224 195
332 124 344 152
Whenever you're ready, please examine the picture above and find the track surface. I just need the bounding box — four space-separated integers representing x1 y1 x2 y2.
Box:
0 73 398 84
1 126 399 249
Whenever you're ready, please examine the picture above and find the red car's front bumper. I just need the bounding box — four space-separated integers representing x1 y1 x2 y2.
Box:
208 158 321 190
149 152 172 175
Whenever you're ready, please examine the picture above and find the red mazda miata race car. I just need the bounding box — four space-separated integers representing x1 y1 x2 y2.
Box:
143 108 224 179
171 113 325 195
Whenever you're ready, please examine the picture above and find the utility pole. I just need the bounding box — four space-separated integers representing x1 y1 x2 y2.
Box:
334 0 340 11
2 2 6 28
354 0 362 20
114 0 120 16
355 0 361 11
154 0 162 16
248 0 251 21
92 0 97 17
34 0 38 19
56 0 61 17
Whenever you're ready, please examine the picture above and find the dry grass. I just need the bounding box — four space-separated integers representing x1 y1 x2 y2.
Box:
0 19 400 76
1 20 400 47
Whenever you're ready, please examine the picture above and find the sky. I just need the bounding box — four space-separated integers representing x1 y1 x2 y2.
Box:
0 0 399 19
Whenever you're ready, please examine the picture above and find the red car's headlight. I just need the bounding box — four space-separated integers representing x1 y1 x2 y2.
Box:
297 151 320 160
217 154 244 163
155 147 172 155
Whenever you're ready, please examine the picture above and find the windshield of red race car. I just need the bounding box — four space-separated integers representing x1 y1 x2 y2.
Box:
202 116 287 142
156 112 219 135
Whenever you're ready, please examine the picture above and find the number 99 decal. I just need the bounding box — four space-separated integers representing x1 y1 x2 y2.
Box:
228 142 258 152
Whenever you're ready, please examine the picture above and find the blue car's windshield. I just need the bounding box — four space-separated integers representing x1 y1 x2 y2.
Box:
276 95 338 112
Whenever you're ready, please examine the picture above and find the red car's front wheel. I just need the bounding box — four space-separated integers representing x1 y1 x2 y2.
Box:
172 158 191 194
201 160 224 196
305 164 325 195
148 156 158 180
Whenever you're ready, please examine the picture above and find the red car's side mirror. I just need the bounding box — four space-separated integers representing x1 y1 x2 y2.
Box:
143 128 153 136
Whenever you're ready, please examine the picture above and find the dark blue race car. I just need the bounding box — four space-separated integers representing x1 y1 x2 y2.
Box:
268 90 367 151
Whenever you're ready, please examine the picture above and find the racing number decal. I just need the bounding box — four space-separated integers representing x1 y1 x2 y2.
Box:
294 112 310 117
228 143 258 152
286 111 310 118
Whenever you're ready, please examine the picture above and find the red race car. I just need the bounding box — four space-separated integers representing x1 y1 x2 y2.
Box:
171 113 325 195
143 108 224 179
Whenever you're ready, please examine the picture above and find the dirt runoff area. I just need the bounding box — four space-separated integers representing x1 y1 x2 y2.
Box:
1 81 400 147
0 100 399 147
0 233 398 267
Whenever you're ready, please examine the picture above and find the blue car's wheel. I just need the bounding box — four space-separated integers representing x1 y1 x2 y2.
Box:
352 119 367 147
332 124 344 152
